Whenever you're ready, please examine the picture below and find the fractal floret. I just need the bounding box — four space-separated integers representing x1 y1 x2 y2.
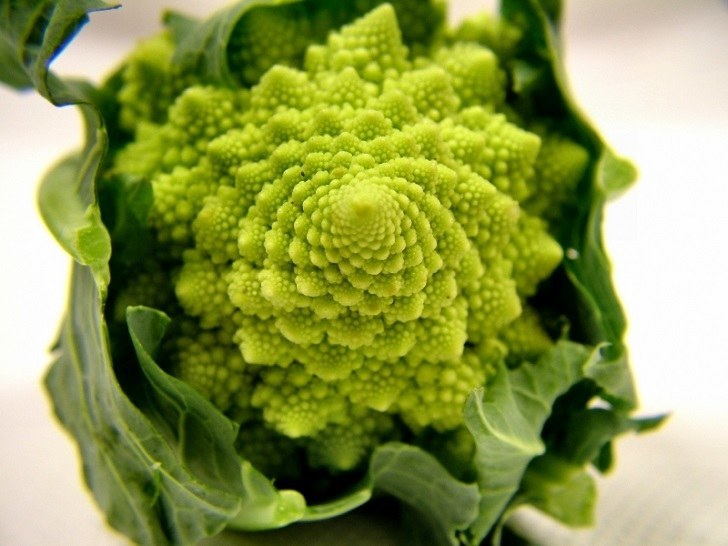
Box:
112 4 572 472
5 0 662 544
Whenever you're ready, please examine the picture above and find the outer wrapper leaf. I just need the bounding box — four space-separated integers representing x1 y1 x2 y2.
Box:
1 0 121 292
464 342 596 542
45 270 244 545
165 0 301 87
8 0 321 544
37 116 111 293
126 307 245 495
472 3 654 539
0 0 118 97
501 0 638 409
370 443 481 546
519 455 597 527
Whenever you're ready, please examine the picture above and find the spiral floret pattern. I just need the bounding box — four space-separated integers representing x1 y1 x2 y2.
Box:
116 5 565 471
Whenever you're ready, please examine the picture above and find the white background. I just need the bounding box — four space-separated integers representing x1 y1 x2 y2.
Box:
1 0 727 544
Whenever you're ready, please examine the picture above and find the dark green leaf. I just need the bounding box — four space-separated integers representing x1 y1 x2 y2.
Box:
593 441 614 473
501 0 638 410
0 0 119 100
591 413 668 472
166 0 301 87
552 408 667 472
631 413 669 433
5 1 254 543
535 0 562 24
582 346 635 408
98 174 154 265
226 459 372 533
3 0 121 294
519 454 596 527
554 408 630 466
465 341 596 542
46 267 244 546
370 443 481 546
127 307 245 497
163 9 199 44
0 31 32 87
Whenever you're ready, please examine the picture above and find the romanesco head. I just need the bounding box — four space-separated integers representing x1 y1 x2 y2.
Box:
111 3 581 476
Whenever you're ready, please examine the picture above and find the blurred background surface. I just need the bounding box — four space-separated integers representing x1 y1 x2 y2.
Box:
1 0 727 544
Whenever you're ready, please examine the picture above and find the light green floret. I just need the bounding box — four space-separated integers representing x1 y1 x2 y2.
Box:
251 363 347 438
464 259 522 343
447 108 542 203
305 405 396 471
498 306 554 366
148 166 214 249
194 185 247 264
396 341 504 431
111 266 173 323
505 213 564 297
176 249 236 328
228 4 315 86
306 4 410 84
115 32 198 133
314 0 447 55
115 86 249 179
449 10 523 59
112 5 568 473
244 363 400 471
114 87 250 252
171 321 245 412
523 132 590 221
226 368 307 479
227 0 447 88
431 43 506 108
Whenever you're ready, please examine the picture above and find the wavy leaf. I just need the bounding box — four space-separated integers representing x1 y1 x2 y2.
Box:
0 0 118 98
38 149 111 292
46 268 244 546
165 0 301 87
1 0 121 291
370 443 480 546
465 341 595 543
501 0 638 409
